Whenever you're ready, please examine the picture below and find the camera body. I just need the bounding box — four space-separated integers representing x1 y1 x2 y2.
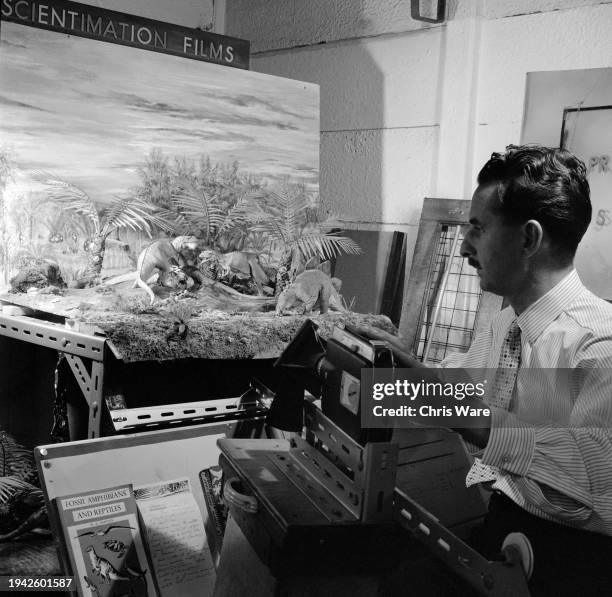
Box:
321 325 394 444
272 320 395 445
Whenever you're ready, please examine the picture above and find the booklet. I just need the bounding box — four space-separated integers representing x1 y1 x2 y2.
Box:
55 485 159 597
55 479 216 597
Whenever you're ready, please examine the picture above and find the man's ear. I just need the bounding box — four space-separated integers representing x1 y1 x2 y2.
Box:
523 219 543 256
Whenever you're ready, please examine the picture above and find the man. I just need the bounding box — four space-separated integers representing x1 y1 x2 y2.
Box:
365 145 612 595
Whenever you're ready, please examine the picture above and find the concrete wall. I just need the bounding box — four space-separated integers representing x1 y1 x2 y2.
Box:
225 0 612 258
78 0 221 31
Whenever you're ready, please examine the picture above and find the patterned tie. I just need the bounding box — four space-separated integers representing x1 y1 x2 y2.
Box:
466 318 521 487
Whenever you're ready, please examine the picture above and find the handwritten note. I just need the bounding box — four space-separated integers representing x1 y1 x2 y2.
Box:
134 479 215 597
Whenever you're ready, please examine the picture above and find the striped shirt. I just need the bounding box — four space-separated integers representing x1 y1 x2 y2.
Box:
442 270 612 536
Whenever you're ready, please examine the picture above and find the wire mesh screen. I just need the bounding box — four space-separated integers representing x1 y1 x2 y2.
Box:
413 224 482 364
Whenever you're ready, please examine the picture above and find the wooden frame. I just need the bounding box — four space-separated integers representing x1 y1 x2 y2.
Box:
560 105 612 149
398 198 502 359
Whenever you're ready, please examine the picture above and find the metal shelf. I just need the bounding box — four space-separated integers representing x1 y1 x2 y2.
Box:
0 313 106 360
0 312 107 438
0 312 275 441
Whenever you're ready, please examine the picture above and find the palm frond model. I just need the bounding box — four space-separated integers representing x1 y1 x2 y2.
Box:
252 184 362 277
33 172 176 283
172 178 265 251
293 232 362 261
171 176 225 245
213 189 269 251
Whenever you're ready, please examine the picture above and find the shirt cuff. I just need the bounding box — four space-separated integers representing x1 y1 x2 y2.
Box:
463 439 484 457
481 407 535 476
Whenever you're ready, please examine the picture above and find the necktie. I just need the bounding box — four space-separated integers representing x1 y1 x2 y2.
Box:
466 319 521 487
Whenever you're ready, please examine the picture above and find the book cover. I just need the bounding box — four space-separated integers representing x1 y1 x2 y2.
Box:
55 485 159 597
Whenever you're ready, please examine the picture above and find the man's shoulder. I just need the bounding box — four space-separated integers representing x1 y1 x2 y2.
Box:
565 289 612 336
556 290 612 364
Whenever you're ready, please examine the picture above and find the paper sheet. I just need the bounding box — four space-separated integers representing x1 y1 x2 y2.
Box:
134 478 215 597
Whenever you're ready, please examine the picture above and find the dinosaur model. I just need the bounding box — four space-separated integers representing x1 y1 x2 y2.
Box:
133 236 199 304
275 269 344 315
199 249 271 295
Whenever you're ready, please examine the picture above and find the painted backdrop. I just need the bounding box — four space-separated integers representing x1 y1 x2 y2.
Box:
0 20 319 286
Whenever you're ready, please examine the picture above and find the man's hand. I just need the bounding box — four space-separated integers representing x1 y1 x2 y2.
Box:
355 325 492 447
355 325 424 368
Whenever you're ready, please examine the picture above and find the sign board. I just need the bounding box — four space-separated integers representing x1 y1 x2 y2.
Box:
1 0 250 69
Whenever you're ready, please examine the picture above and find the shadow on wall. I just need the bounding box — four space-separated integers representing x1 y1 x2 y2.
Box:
320 2 387 317
229 2 407 319
331 3 454 321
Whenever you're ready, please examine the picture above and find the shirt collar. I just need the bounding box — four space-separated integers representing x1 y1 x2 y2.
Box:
516 270 584 345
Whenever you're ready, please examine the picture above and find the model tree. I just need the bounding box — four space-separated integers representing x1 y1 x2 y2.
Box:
35 173 175 286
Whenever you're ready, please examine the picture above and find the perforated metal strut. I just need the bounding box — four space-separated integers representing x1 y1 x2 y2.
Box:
394 488 531 597
0 313 105 360
302 402 397 522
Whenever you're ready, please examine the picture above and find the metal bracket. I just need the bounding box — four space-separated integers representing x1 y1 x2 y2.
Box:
107 396 269 432
302 402 398 522
394 488 531 597
291 434 362 520
411 0 446 24
65 355 104 439
269 451 357 522
0 313 108 438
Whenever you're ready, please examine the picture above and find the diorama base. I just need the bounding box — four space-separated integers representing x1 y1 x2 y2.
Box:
0 282 396 362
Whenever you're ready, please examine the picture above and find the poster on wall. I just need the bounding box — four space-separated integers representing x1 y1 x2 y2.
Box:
561 106 612 299
0 7 319 291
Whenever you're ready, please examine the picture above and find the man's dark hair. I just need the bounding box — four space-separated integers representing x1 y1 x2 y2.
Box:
477 145 591 260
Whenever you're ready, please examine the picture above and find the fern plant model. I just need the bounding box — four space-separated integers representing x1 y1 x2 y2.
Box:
252 182 363 278
34 173 176 285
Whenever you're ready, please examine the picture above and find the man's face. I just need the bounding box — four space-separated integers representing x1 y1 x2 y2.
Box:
460 183 526 297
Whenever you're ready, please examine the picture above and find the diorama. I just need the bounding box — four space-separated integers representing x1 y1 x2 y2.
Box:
0 7 394 576
0 13 394 365
0 8 396 575
0 10 498 594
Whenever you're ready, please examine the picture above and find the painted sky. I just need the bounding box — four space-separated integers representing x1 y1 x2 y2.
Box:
0 22 319 203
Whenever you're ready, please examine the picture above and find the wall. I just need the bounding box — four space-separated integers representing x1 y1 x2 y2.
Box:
78 0 221 31
473 3 612 180
226 0 612 306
